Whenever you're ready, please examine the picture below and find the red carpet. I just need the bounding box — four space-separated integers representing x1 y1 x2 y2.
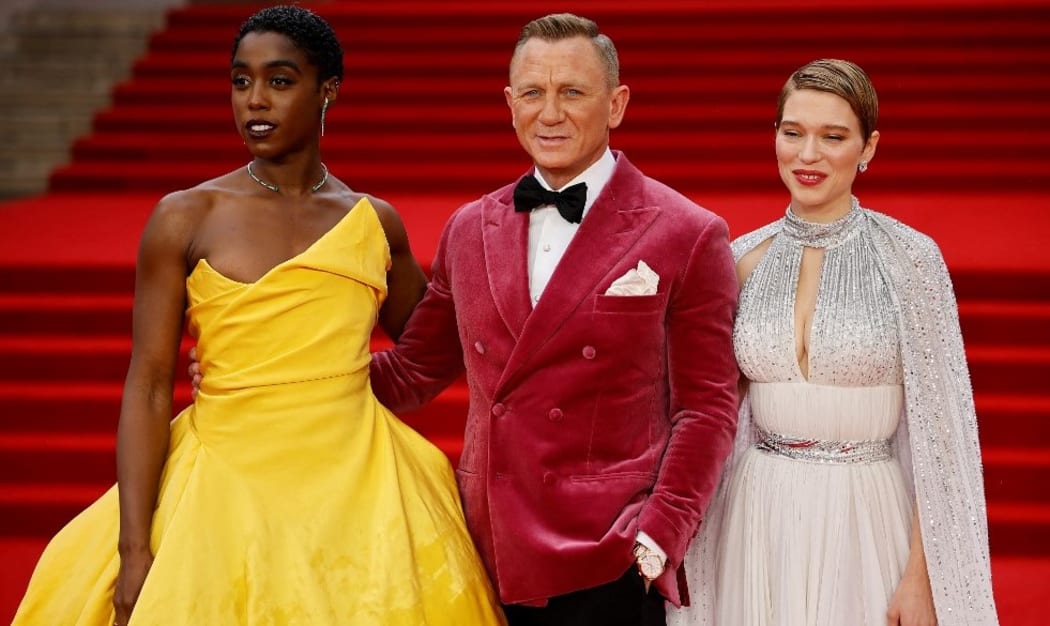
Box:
2 0 1049 622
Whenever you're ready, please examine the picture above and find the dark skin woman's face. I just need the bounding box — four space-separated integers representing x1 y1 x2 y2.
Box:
230 31 334 161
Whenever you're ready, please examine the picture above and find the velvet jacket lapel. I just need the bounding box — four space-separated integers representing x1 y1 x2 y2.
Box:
483 155 661 393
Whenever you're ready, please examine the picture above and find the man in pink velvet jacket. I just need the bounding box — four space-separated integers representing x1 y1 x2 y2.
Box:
370 13 738 626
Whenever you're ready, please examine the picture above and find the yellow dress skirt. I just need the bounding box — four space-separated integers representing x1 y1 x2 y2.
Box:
14 198 505 625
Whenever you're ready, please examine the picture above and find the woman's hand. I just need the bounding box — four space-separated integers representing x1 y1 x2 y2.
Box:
888 500 937 625
113 548 153 624
887 569 936 626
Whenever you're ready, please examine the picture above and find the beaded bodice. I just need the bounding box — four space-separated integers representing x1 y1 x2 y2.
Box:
734 200 903 386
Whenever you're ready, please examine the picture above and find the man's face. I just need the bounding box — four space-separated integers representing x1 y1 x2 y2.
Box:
504 36 629 190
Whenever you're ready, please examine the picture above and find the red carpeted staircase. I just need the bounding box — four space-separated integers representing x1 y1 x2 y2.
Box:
2 0 1049 577
50 1 1050 196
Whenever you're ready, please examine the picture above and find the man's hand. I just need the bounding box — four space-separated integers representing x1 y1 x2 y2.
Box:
632 542 665 592
188 346 202 399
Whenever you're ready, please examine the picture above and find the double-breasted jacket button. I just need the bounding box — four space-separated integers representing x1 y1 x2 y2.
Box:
491 403 506 418
542 472 556 486
582 345 597 359
547 408 564 422
474 341 486 355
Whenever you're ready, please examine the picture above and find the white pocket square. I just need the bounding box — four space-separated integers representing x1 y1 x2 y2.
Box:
604 260 659 296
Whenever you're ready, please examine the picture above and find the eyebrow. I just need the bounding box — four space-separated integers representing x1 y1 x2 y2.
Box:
230 59 302 72
781 120 853 133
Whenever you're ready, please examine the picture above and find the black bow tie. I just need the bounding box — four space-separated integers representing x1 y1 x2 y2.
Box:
513 176 587 224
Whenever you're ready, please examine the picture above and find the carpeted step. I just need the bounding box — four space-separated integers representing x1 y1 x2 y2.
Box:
952 270 1050 302
986 502 1050 554
0 432 115 485
0 483 111 537
0 294 132 336
959 301 1050 347
967 346 1050 395
0 266 134 295
974 394 1050 449
982 447 1050 505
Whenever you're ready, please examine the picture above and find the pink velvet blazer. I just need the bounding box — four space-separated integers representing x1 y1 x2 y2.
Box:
371 152 738 607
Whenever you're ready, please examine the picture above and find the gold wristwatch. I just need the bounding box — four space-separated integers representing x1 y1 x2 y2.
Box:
632 542 664 580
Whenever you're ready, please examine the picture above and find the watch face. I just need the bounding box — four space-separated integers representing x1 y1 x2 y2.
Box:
639 555 662 579
633 543 663 579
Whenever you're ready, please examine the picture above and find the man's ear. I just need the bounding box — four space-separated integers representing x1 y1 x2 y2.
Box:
607 84 630 130
505 86 516 129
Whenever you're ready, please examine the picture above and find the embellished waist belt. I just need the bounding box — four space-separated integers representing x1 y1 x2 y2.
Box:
755 429 893 464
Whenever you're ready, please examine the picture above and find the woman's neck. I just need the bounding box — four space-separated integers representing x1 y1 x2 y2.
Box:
788 197 854 224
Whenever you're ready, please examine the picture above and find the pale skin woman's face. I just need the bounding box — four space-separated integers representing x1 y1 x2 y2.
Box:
775 88 879 220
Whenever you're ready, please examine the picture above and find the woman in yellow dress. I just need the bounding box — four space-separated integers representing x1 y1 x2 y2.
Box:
14 6 504 625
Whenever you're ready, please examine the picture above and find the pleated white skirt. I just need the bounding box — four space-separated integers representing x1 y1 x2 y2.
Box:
714 382 912 626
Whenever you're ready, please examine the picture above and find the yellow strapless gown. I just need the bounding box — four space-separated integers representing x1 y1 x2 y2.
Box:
14 198 505 625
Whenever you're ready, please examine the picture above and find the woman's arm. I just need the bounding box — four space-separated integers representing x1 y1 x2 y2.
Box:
370 197 427 340
886 501 937 626
114 194 197 622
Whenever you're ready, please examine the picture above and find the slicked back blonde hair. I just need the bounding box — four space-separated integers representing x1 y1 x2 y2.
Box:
776 59 879 141
512 13 620 90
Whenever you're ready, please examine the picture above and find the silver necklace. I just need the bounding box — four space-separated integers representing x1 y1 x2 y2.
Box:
247 162 329 193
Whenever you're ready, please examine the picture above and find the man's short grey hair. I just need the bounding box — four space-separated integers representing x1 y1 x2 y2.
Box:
512 13 620 89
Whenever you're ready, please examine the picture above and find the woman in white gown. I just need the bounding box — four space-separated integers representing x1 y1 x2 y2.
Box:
669 60 998 625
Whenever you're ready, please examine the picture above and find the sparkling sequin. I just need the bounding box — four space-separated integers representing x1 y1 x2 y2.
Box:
734 198 903 387
755 429 893 464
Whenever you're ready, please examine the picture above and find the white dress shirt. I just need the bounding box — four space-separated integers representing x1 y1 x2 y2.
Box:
524 148 667 570
526 149 615 306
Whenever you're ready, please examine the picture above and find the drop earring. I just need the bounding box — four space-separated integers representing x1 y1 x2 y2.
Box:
321 97 329 137
858 160 868 173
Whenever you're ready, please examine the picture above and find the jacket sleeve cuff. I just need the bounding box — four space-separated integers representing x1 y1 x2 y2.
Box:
634 530 668 565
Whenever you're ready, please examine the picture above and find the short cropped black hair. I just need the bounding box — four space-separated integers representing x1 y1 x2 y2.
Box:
232 5 344 83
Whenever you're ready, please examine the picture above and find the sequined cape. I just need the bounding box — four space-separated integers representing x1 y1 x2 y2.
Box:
670 203 998 626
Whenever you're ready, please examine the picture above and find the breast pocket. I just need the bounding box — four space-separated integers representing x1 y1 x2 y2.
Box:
592 292 667 315
588 292 667 373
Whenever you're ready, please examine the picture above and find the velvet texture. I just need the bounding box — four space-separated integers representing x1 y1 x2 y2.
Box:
371 153 739 606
